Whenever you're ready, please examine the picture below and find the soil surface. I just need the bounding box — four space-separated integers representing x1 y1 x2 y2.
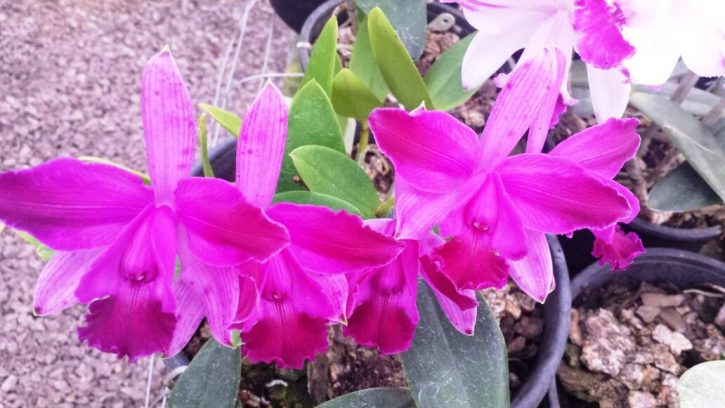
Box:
0 1 294 406
559 280 725 407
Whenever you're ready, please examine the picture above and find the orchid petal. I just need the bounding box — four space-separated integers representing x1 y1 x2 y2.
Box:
236 83 289 208
266 203 403 273
369 108 480 193
586 65 632 122
242 250 337 369
592 224 644 271
0 158 152 250
33 249 102 315
624 33 680 86
497 154 631 234
573 0 635 69
509 230 554 303
345 242 419 355
174 177 289 266
168 279 205 356
141 49 196 204
433 228 509 291
550 118 639 179
393 178 467 240
420 255 478 335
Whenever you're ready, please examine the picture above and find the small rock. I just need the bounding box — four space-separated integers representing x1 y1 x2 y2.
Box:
652 324 692 355
651 344 682 375
715 303 725 331
581 309 635 376
507 336 526 354
514 316 544 339
635 305 661 323
570 309 583 346
627 391 657 408
1 375 18 392
658 307 687 332
641 293 684 308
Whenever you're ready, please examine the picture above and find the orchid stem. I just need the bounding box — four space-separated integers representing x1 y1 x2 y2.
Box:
357 121 370 165
670 71 699 105
199 114 215 178
375 195 395 218
703 96 725 128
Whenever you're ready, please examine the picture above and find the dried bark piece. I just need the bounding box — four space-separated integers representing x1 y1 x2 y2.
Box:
658 307 687 332
635 305 661 323
641 293 685 308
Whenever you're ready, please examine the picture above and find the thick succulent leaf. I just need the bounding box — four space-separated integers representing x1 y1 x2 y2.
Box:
279 81 345 192
677 361 725 408
169 339 241 408
649 163 722 212
354 0 427 60
290 145 379 218
302 16 338 96
199 103 242 137
272 191 362 215
350 13 390 101
630 92 725 202
424 34 478 111
402 284 509 408
331 69 383 121
368 7 432 110
316 388 416 408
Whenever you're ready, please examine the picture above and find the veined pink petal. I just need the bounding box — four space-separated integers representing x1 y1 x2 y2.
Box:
394 178 471 240
592 225 644 271
314 273 349 323
573 0 635 69
345 241 419 355
550 118 639 179
480 47 564 167
236 83 289 208
241 250 337 369
586 65 632 122
141 49 196 205
419 254 478 335
508 230 554 303
174 177 289 266
168 278 205 356
497 154 631 234
33 249 102 316
369 108 480 193
266 203 403 273
0 158 152 250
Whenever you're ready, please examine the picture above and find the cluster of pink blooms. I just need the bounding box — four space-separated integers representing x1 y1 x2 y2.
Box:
8 0 718 366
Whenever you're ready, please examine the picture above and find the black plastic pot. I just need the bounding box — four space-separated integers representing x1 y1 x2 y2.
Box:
270 0 327 33
548 248 725 407
298 0 474 70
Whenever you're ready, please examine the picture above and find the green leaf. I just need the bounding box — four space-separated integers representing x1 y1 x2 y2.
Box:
649 163 722 212
198 114 214 178
424 34 477 111
168 339 241 408
402 285 510 408
279 80 346 192
630 92 725 202
290 145 379 218
199 103 242 137
15 231 54 261
302 16 338 96
350 14 390 101
273 191 362 215
677 361 725 408
316 388 416 408
78 156 150 185
331 69 383 121
354 0 427 60
368 7 432 110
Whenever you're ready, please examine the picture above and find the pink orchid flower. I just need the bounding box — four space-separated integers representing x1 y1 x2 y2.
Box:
368 47 638 302
0 50 290 360
443 0 636 122
198 84 405 369
345 218 478 355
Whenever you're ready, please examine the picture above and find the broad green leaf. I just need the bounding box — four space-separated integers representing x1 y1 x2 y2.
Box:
354 0 427 60
78 156 150 185
272 191 362 215
290 145 379 218
199 103 242 137
332 69 383 121
302 16 338 96
316 388 416 408
630 92 725 202
402 285 510 408
15 231 53 261
368 7 432 110
649 163 722 212
424 34 477 111
279 81 345 192
350 14 390 101
677 361 725 408
168 339 241 408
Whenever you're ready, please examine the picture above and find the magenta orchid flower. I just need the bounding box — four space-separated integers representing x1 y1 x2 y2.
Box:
368 47 638 302
345 219 478 355
0 50 290 360
443 0 636 122
192 84 406 369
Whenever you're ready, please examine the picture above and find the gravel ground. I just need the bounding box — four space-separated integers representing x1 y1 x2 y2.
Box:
0 0 294 406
